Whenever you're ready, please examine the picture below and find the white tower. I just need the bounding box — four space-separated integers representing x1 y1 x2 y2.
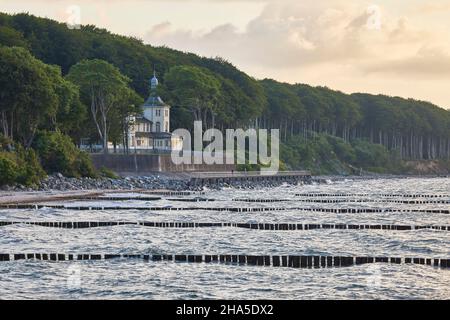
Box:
143 70 170 133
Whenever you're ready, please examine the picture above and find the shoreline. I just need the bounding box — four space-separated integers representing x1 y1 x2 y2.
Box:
1 174 449 205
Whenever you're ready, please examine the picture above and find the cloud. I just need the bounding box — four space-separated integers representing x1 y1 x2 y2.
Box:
142 0 450 107
366 45 450 77
144 0 450 76
146 1 361 65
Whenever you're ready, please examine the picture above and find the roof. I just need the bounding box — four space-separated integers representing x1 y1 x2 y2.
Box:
143 96 170 108
151 132 173 139
135 132 154 138
134 116 152 124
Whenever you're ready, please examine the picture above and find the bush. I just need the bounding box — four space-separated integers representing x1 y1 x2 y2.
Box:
328 136 356 163
16 147 46 185
99 166 118 179
351 139 390 168
0 153 18 185
0 134 13 151
33 131 97 178
0 148 46 187
75 152 98 178
280 133 407 174
281 133 344 174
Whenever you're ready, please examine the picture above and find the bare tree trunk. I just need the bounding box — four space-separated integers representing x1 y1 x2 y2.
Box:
1 111 8 138
102 109 108 154
90 91 104 144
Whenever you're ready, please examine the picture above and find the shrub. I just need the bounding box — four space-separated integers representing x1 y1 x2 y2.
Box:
0 134 13 151
76 152 98 178
98 166 118 179
0 152 18 185
33 131 97 178
0 148 46 187
351 139 389 168
16 147 46 185
328 136 356 163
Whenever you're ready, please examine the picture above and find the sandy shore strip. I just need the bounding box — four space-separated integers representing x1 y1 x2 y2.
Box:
0 189 202 205
0 190 108 205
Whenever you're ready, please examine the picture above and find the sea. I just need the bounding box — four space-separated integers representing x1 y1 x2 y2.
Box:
0 177 449 299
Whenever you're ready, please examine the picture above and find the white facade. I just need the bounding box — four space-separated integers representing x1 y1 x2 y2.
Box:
142 105 170 133
126 71 182 152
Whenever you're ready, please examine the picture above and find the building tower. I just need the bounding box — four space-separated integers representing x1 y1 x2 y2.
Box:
143 70 171 133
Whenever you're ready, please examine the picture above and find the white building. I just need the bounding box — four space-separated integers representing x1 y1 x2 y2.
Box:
81 71 182 153
115 71 182 152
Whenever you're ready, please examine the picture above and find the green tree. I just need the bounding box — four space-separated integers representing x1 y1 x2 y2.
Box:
67 59 138 153
108 90 143 152
164 65 222 130
0 46 59 147
0 25 28 48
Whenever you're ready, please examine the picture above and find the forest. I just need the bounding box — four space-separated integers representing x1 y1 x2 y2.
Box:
1 12 450 185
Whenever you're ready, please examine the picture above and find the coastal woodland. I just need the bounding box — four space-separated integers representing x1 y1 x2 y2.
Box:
1 13 450 186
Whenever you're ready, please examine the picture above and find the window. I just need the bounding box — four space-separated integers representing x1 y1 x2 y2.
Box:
165 109 169 117
156 122 161 132
165 122 169 132
156 109 161 117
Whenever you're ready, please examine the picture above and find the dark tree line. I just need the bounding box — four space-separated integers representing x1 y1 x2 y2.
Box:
0 12 449 162
259 79 450 160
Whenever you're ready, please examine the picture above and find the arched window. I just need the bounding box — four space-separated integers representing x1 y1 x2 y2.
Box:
156 122 161 132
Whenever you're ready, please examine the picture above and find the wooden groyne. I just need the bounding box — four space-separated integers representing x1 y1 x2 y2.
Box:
90 196 162 201
296 193 450 198
1 221 448 231
1 204 448 214
188 171 311 186
167 198 215 202
0 253 448 269
234 198 450 204
140 190 204 196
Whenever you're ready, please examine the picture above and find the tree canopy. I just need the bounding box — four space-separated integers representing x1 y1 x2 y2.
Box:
67 59 140 153
0 11 449 180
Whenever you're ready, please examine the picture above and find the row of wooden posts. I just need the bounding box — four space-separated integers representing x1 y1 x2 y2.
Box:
0 253 448 269
0 221 449 231
235 198 450 204
0 204 448 214
296 193 449 198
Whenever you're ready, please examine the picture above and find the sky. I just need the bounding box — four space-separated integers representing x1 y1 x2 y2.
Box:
1 0 449 109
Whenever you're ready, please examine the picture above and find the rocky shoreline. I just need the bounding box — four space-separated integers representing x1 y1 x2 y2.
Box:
1 173 320 192
1 173 448 193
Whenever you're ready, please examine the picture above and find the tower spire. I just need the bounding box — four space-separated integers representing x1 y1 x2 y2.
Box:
150 68 158 91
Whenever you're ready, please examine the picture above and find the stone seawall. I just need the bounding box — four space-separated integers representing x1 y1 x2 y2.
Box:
90 154 235 174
